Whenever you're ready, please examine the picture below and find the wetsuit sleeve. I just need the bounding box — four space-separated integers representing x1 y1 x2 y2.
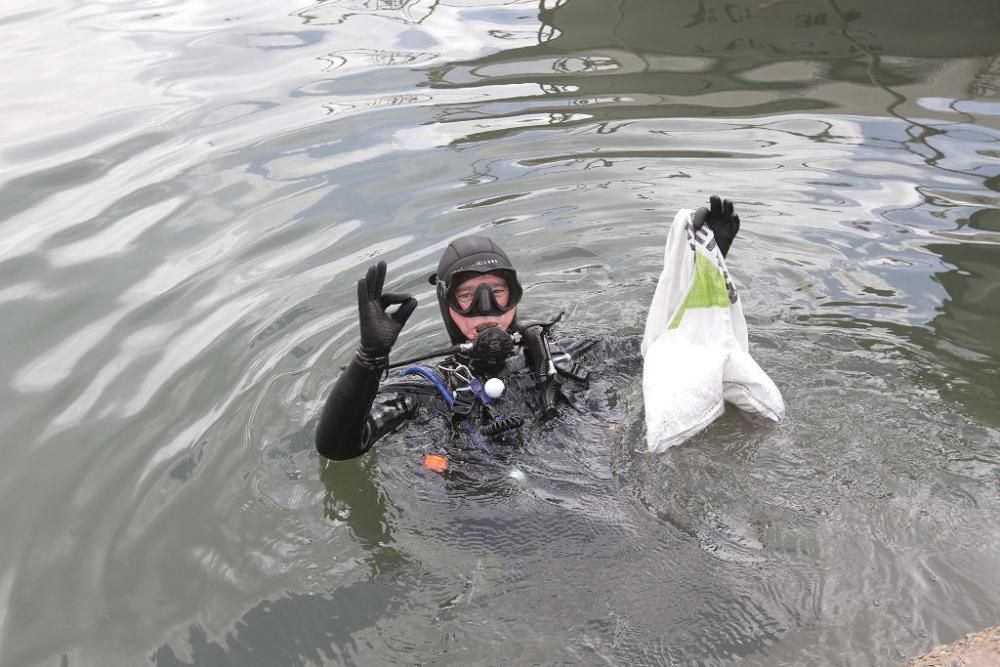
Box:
315 353 382 460
316 353 424 461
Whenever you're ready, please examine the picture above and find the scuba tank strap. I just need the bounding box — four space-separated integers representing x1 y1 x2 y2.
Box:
553 354 589 382
548 335 592 382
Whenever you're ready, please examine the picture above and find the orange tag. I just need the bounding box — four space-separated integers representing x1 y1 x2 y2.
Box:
423 454 448 473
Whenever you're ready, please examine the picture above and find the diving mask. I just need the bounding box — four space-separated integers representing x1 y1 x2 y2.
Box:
445 277 519 317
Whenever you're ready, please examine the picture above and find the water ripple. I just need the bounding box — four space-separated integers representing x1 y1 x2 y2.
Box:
3 0 1000 664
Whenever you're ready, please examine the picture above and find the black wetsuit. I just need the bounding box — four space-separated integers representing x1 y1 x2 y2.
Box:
315 336 643 462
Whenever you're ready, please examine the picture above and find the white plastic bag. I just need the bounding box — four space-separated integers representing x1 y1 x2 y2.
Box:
641 209 784 451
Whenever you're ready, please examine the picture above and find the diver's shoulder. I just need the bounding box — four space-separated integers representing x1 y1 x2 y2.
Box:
549 334 643 379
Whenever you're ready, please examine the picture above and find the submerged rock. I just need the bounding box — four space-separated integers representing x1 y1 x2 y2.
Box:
907 626 1000 666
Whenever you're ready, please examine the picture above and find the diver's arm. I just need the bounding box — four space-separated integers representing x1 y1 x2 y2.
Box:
315 260 417 461
315 351 383 460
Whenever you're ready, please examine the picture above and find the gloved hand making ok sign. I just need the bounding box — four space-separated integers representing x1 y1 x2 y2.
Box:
357 260 418 358
692 195 741 258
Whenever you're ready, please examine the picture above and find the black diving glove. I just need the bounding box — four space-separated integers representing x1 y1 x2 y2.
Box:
356 260 417 363
692 194 740 258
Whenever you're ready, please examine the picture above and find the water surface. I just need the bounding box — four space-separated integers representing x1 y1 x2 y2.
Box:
1 0 999 665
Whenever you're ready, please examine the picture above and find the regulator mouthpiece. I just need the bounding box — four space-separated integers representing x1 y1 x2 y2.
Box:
469 325 515 363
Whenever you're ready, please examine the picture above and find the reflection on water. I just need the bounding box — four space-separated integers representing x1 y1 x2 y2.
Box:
1 0 999 664
927 240 1000 419
542 0 1000 59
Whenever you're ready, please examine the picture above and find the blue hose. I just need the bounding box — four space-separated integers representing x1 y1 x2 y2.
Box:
402 365 454 407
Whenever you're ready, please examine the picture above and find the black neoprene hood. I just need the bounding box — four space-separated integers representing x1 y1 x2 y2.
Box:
429 235 523 343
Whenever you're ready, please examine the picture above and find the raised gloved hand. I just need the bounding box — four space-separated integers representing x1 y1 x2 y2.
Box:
692 195 740 258
356 260 417 358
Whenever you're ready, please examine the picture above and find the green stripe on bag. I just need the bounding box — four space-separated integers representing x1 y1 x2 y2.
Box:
668 252 732 329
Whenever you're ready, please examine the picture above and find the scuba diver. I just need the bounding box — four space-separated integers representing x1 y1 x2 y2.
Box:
315 196 741 463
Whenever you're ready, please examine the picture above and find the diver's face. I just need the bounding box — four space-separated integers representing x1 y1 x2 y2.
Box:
449 273 516 341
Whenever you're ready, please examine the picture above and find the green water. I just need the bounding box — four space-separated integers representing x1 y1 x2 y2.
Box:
1 0 999 664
